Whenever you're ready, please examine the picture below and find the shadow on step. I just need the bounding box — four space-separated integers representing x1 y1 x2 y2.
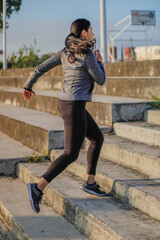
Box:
0 231 16 240
15 215 85 239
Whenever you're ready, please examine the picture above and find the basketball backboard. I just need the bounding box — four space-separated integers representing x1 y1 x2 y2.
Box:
131 10 156 26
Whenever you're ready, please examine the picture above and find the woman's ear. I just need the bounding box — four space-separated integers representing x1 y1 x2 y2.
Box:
81 29 87 38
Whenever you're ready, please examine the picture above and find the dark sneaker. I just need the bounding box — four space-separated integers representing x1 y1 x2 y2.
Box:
27 183 43 213
80 181 107 197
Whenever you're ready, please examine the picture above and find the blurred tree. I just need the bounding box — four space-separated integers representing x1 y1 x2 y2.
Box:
5 39 52 68
40 54 52 62
7 52 16 68
0 0 22 30
121 44 124 62
7 41 40 68
16 44 40 68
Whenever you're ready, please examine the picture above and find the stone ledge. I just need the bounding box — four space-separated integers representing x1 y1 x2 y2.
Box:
0 88 153 126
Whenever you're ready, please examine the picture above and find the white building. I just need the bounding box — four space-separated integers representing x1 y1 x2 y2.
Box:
135 45 160 61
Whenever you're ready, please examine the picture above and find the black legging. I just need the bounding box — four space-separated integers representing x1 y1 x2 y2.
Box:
42 99 104 183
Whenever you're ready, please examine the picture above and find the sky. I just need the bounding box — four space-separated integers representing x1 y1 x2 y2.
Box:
0 0 160 61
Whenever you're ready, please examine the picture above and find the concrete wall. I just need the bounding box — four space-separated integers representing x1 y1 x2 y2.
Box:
104 60 160 77
0 60 160 99
95 77 160 99
0 65 64 77
0 60 160 77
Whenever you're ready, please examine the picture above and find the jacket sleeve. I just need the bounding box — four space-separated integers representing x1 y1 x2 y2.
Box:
24 49 63 90
84 50 106 85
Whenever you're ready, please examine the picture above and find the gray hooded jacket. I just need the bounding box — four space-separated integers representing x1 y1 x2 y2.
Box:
24 48 106 101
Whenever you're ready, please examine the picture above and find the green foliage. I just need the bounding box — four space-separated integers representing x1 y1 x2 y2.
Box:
0 0 22 30
151 95 160 109
25 152 50 163
121 45 123 62
133 49 136 61
5 40 52 68
40 53 52 63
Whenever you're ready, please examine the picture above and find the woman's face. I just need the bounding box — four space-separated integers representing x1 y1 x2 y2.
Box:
81 25 94 40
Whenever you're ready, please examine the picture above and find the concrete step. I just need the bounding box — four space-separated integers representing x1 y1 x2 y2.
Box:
0 132 35 176
0 65 63 78
0 177 87 240
0 103 109 153
99 135 160 179
0 87 153 126
0 217 16 240
50 148 160 222
0 76 63 91
0 102 64 153
1 75 160 100
144 109 160 125
114 122 160 147
17 162 160 240
0 76 26 88
94 77 160 99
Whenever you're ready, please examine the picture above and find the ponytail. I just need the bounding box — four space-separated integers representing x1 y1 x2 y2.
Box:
65 19 96 63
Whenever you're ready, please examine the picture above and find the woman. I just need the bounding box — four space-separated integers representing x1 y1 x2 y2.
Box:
23 18 106 214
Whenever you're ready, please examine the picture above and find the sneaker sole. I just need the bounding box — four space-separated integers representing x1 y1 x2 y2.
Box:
27 183 39 213
80 186 107 197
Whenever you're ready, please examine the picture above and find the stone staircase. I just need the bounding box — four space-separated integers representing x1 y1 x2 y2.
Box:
0 87 152 126
0 69 160 240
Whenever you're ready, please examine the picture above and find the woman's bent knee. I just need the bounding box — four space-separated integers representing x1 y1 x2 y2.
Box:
64 151 79 163
91 131 104 146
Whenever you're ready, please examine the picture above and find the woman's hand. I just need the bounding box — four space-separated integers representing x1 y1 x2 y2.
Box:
93 50 103 63
23 89 35 100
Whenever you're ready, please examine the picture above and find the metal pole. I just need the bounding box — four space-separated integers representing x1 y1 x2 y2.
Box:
149 26 155 60
100 0 107 62
3 0 7 69
144 26 148 61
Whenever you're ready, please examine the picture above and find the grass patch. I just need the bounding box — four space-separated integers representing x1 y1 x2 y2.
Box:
151 94 160 109
25 152 50 163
